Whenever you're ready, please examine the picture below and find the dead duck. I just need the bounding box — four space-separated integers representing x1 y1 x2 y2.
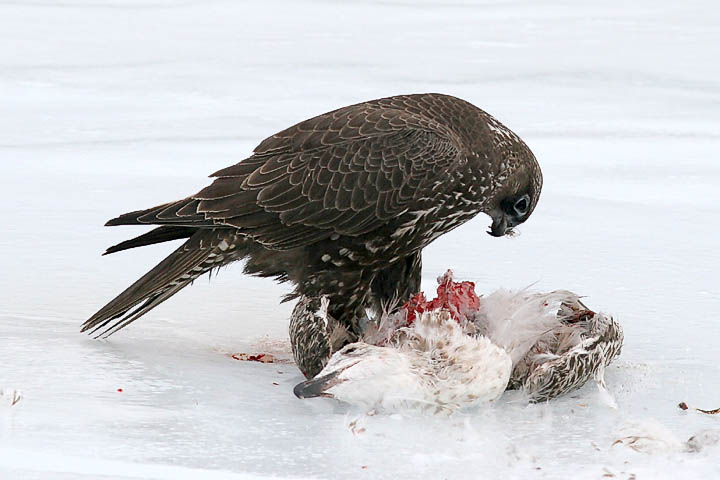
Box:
294 308 512 413
473 286 623 402
293 271 623 411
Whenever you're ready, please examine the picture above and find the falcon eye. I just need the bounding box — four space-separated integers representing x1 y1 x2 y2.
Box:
344 346 358 354
513 195 530 216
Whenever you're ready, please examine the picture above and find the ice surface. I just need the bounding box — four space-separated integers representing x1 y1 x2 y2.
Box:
2 0 720 478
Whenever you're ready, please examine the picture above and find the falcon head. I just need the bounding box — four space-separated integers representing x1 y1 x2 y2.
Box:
486 150 543 237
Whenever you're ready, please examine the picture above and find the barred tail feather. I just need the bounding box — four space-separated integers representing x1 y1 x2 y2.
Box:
82 229 240 338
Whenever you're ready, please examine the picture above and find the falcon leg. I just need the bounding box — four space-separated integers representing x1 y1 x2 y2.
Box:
369 251 422 316
290 270 371 378
289 256 422 378
289 296 361 379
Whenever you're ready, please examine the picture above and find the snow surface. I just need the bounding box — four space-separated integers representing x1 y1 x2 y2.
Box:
2 0 720 478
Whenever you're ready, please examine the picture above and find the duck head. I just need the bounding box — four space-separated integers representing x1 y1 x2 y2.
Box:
293 342 427 410
294 309 513 413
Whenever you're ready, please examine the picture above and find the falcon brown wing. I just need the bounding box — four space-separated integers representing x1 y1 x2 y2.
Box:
192 105 464 250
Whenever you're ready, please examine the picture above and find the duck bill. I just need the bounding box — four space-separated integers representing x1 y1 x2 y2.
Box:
293 371 343 399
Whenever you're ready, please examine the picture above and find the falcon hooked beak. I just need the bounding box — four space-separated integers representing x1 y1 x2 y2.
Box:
488 214 513 237
487 192 533 237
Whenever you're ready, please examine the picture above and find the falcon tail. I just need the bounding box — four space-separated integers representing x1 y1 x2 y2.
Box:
103 226 196 255
82 228 240 338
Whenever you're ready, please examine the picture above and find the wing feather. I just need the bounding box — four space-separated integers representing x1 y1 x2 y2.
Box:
108 99 464 250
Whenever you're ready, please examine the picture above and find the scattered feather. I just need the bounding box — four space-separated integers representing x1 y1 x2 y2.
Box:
0 388 23 408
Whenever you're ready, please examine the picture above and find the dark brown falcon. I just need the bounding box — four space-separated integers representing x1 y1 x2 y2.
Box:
82 93 543 378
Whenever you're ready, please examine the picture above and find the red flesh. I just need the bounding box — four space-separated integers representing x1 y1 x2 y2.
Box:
401 271 480 325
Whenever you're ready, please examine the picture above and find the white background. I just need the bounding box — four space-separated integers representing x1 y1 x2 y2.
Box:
2 1 719 478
